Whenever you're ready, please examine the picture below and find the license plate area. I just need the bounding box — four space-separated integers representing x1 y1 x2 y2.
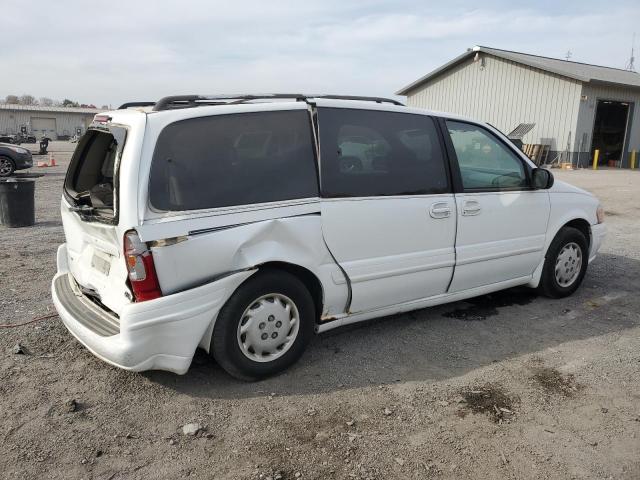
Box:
91 251 112 277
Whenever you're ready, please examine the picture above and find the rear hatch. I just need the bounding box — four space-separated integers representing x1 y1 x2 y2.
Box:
61 116 136 315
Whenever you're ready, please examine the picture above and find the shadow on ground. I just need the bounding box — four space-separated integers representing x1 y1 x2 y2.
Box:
147 253 639 399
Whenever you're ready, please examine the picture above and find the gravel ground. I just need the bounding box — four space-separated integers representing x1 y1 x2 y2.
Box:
1 144 639 479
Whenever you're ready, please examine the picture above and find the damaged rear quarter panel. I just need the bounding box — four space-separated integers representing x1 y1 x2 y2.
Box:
140 213 349 318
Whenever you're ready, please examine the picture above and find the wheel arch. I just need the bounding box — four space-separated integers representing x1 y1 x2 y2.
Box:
528 215 593 289
197 261 325 354
255 261 324 323
561 218 591 250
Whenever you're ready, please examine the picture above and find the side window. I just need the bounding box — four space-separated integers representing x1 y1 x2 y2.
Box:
446 121 527 190
318 108 449 197
149 110 318 211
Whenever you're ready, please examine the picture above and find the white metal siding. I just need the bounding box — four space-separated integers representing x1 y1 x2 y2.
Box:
0 109 95 139
405 54 583 152
576 83 640 164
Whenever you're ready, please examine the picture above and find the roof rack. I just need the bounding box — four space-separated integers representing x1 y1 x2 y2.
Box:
147 94 403 111
118 101 156 110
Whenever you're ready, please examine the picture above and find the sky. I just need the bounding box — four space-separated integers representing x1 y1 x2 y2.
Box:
2 0 639 107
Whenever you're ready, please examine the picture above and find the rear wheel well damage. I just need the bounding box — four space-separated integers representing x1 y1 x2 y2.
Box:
255 262 324 323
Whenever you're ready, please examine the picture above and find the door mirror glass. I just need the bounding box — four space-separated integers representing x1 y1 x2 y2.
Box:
532 168 554 189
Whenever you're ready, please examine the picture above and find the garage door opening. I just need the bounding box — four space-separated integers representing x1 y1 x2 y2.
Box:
590 100 630 167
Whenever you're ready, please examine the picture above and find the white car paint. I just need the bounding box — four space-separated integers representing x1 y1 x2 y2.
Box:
51 98 606 374
320 194 456 312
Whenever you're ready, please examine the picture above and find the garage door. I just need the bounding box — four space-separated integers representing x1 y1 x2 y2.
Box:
31 117 57 139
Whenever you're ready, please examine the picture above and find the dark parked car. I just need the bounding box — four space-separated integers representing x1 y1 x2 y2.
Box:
0 134 19 144
0 143 33 176
17 133 37 143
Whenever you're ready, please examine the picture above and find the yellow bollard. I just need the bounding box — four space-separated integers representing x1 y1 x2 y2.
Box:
592 149 599 170
631 150 637 170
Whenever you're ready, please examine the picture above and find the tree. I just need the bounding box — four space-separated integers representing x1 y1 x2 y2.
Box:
19 94 37 105
62 98 80 107
39 97 54 107
5 95 19 104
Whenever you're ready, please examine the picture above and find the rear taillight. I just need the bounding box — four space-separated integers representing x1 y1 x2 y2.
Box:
124 230 162 302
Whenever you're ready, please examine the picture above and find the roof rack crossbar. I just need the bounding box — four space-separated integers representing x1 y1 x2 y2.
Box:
118 102 156 110
150 94 404 111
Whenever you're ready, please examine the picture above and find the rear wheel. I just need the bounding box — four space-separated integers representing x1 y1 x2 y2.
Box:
538 226 589 298
0 157 15 177
211 269 315 380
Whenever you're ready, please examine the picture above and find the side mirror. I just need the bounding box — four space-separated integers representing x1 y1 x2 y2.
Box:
532 168 554 189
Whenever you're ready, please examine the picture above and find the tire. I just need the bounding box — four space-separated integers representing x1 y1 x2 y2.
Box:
211 269 315 380
538 226 589 298
0 156 15 177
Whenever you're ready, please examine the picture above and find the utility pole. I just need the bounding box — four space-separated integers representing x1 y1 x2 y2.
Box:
564 50 572 61
625 33 636 71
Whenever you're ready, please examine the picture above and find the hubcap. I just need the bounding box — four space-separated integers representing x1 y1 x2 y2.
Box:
555 242 582 287
0 158 12 176
237 293 300 363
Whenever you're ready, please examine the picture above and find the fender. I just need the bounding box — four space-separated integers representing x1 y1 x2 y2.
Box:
527 192 598 288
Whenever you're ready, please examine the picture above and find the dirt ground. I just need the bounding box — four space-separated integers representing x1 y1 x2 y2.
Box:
1 143 639 480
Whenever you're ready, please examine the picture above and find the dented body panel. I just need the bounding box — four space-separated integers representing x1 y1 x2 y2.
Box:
143 212 349 316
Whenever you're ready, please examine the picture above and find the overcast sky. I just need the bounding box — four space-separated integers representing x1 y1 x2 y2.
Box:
2 0 639 107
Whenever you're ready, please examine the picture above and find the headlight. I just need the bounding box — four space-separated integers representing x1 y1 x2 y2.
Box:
596 205 605 224
7 146 28 154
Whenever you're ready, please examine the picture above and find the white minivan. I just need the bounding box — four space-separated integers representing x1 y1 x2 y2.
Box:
52 94 606 380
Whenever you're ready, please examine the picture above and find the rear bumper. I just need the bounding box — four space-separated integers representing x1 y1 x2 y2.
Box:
52 244 254 374
589 223 606 262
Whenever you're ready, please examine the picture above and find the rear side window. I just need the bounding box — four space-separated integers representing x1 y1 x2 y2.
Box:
64 126 127 217
317 108 449 197
149 110 318 211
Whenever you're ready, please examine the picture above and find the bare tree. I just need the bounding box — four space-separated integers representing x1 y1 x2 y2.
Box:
5 95 19 104
19 94 37 105
39 97 54 107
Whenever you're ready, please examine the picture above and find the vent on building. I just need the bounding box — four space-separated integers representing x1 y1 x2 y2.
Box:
507 123 536 140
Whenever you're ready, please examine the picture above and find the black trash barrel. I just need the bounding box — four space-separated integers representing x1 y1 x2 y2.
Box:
0 179 35 227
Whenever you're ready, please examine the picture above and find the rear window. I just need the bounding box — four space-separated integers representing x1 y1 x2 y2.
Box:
149 110 318 211
64 126 127 218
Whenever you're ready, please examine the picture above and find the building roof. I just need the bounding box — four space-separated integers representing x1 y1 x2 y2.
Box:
0 103 102 114
397 46 640 95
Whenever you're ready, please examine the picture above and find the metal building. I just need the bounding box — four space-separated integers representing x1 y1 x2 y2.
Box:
0 104 101 140
397 46 640 167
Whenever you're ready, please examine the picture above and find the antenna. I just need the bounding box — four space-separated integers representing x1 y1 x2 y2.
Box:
564 50 572 61
626 33 636 71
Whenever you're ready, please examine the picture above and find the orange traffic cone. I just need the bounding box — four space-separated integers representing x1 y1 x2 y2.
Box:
49 155 57 167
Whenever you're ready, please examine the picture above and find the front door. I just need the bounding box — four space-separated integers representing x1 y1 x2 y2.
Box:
316 104 456 313
444 120 550 292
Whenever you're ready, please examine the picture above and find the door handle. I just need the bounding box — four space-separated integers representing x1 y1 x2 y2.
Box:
429 202 451 219
462 200 481 216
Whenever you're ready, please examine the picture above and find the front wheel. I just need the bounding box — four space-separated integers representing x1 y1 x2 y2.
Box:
0 156 15 177
538 226 589 298
211 269 315 380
